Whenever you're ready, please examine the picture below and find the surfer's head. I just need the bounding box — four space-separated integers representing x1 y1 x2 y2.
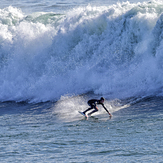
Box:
100 97 105 103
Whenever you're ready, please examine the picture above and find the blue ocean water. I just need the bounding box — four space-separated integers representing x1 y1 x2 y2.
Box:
0 0 163 162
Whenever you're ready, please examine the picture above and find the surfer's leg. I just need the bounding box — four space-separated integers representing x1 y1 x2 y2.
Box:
88 106 98 116
83 107 92 114
83 104 93 114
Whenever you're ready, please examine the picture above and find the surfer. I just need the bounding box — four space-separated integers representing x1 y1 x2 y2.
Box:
83 97 112 117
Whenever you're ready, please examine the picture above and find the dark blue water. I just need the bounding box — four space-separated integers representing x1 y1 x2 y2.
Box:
1 96 163 162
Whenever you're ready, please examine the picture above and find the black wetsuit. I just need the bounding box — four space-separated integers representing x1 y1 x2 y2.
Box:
83 99 106 115
88 99 104 109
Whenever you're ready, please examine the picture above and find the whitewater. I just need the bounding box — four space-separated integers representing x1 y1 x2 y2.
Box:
0 0 163 162
0 0 163 102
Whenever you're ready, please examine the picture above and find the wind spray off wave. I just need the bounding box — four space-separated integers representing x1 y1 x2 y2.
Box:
0 1 163 102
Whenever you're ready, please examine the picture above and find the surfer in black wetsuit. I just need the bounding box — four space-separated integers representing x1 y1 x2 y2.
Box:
83 97 112 117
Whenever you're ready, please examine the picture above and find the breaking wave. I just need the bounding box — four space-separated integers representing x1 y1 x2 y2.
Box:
0 1 163 102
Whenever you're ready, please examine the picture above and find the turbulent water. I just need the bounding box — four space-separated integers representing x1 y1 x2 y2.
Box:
1 0 163 102
0 0 163 162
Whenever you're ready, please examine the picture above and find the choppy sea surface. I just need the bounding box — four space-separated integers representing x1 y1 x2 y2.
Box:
0 0 163 162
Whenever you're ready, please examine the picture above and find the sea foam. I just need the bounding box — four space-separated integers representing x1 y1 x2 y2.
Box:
0 1 163 102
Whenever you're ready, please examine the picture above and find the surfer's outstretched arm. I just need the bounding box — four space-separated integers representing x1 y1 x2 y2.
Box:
103 105 112 116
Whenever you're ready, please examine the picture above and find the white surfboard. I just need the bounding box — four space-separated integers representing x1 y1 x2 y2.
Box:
78 111 88 118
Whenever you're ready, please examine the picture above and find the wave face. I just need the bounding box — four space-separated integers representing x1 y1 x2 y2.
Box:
0 1 163 102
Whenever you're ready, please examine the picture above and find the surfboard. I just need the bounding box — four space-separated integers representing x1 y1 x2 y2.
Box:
78 111 88 118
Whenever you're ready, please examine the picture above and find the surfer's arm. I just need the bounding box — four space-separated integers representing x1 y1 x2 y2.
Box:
102 104 112 116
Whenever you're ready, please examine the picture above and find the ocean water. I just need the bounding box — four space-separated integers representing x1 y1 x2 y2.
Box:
0 0 163 162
